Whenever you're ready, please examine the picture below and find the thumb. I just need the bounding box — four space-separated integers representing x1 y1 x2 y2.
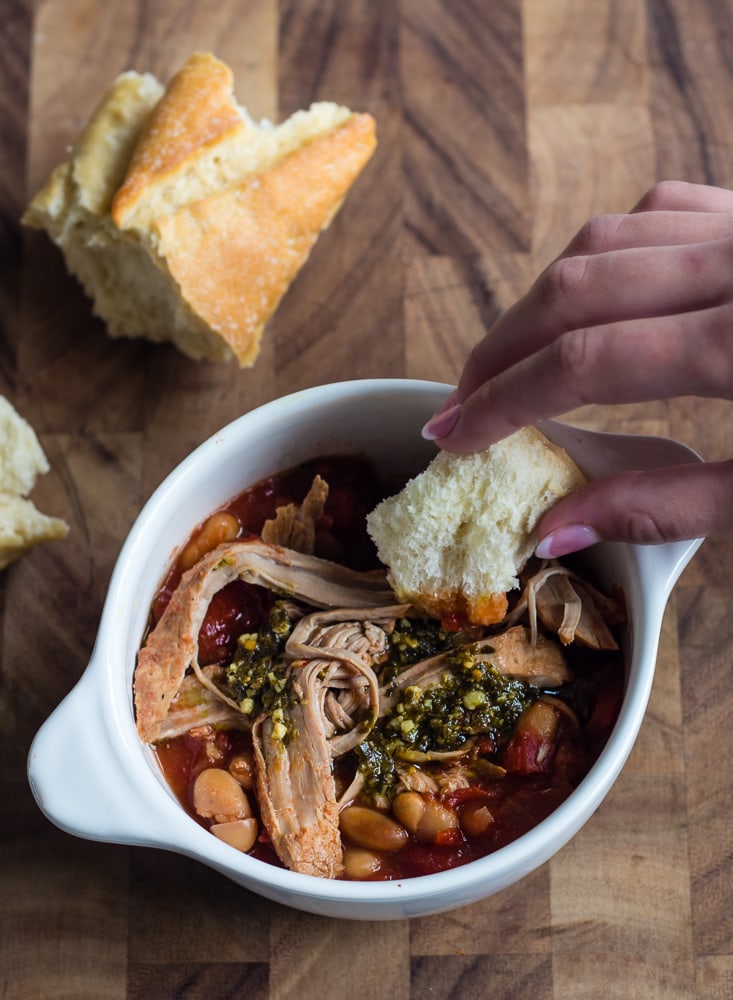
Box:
534 460 733 558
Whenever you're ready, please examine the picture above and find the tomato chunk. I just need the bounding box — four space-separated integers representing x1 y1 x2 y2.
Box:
198 581 272 665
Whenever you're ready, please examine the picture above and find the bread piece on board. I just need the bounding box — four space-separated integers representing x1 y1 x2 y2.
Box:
23 52 377 366
366 426 587 626
0 397 68 570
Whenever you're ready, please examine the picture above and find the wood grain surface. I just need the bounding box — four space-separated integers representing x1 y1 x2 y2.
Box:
1 1 732 998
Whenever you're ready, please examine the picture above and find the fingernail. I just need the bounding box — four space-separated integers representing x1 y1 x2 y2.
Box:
535 524 602 560
421 403 461 441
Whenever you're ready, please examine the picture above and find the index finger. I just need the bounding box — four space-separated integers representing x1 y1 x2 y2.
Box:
438 303 733 453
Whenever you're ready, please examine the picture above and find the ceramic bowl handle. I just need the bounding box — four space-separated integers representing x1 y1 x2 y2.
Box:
540 419 705 597
27 671 159 846
649 535 704 602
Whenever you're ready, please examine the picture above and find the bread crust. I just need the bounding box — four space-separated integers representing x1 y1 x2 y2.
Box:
155 112 376 366
23 52 377 366
111 53 243 227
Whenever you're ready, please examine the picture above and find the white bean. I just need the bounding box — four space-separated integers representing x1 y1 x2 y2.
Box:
228 752 256 790
339 806 408 852
211 817 258 853
193 768 252 823
392 791 426 835
180 512 240 570
412 797 458 843
392 791 458 843
342 847 383 879
459 800 494 837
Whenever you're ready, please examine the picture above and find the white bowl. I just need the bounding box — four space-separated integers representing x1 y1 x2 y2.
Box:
27 379 703 920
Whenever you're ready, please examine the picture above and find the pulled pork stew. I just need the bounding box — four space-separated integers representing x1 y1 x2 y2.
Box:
136 456 625 881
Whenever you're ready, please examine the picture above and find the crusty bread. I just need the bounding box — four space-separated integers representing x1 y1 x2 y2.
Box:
366 426 586 626
23 52 377 366
0 397 68 570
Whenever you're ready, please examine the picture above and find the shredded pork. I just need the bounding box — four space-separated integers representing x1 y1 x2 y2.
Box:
252 668 344 879
134 537 394 743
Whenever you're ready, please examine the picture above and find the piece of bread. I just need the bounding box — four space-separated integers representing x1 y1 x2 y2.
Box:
0 397 68 570
366 426 587 626
23 52 377 366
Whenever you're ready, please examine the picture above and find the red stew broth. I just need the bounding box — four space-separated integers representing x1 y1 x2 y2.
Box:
151 455 625 881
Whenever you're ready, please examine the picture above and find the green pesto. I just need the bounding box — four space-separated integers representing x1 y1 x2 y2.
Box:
357 644 537 798
225 608 536 796
389 617 451 665
225 601 294 722
380 616 457 690
353 730 398 796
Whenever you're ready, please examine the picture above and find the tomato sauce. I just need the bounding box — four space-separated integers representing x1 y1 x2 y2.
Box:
151 456 625 881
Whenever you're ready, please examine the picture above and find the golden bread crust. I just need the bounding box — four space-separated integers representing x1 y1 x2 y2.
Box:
155 112 376 366
111 53 243 226
74 73 166 215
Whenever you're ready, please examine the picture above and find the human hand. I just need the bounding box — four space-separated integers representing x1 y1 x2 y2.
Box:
421 180 733 557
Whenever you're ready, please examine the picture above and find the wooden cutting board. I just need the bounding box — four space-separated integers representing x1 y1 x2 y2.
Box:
1 1 732 997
